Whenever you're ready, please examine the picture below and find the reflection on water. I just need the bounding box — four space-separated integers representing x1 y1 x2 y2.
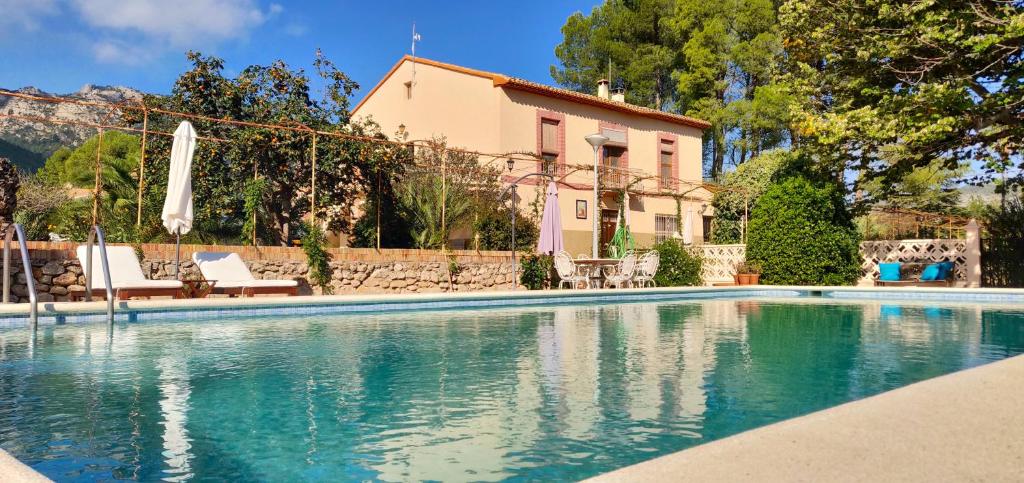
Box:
1 299 1023 481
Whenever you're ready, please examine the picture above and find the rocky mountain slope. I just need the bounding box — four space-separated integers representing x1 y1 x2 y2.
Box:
0 84 143 172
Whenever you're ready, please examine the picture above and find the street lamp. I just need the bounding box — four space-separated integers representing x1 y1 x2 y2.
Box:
585 133 609 258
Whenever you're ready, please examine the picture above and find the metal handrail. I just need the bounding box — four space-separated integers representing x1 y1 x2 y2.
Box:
83 225 114 324
2 224 38 331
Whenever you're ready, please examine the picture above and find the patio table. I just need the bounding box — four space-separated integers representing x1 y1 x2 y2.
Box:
572 258 619 288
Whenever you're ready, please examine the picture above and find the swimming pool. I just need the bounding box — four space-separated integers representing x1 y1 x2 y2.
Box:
1 293 1023 481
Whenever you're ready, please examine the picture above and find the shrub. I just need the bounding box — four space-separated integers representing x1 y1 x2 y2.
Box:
519 253 552 290
710 150 790 243
981 196 1024 287
475 207 538 251
651 240 703 286
301 222 333 295
746 177 862 285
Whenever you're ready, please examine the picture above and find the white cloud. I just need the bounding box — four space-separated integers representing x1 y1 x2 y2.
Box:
71 0 278 47
284 22 307 37
0 0 58 30
92 40 155 65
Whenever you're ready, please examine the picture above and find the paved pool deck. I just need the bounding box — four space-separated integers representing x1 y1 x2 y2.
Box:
589 353 1024 482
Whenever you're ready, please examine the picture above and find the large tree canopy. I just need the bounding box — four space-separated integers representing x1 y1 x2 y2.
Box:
780 0 1024 193
552 0 791 179
125 51 405 245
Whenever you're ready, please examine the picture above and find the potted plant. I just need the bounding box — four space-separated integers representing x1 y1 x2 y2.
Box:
745 261 762 285
735 261 762 285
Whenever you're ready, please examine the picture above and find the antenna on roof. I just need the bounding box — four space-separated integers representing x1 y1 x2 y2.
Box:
411 23 422 87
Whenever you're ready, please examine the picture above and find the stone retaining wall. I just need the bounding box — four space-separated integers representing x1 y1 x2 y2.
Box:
5 244 519 302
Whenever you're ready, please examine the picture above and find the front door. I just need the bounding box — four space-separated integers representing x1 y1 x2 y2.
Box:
601 209 618 256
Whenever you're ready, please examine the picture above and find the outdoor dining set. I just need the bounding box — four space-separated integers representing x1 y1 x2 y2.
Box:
553 250 660 289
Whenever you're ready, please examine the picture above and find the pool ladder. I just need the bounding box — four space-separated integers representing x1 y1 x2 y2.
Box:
2 223 38 331
1 224 116 333
83 225 115 325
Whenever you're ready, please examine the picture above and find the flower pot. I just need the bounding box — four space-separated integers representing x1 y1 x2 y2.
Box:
749 274 760 285
734 274 740 285
737 273 753 285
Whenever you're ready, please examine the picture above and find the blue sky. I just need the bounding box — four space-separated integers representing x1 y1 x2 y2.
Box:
0 0 597 100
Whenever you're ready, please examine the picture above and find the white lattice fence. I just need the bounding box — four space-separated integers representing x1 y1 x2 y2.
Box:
859 239 967 285
692 244 746 285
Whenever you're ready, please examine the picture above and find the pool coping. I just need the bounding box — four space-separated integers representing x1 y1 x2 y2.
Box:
587 353 1024 482
3 284 1024 326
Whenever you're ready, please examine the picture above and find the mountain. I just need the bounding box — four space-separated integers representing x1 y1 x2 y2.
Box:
0 84 144 172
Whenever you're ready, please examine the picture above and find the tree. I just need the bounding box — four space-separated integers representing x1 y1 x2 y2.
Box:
861 159 968 213
551 0 681 109
747 176 862 285
672 0 789 177
0 157 19 223
125 51 402 245
779 0 1024 193
551 0 791 178
709 149 789 243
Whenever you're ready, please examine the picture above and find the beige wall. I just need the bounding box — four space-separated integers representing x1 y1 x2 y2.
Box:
354 58 712 254
354 61 501 150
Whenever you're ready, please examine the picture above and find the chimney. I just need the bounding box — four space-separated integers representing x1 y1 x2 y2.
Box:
611 87 625 103
597 79 610 99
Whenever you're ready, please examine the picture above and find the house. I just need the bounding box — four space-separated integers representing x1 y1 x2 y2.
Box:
353 55 714 255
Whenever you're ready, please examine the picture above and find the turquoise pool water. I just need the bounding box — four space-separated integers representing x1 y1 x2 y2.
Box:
1 297 1023 481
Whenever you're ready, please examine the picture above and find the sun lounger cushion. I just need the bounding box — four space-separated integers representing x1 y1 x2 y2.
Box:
937 261 955 280
920 263 941 281
76 245 183 290
192 252 298 288
878 263 901 282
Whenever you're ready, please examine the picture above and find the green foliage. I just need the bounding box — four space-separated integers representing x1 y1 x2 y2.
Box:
0 138 46 173
672 0 789 177
121 50 404 245
747 177 862 285
710 149 789 243
475 206 539 251
861 159 968 213
301 222 333 295
551 0 680 109
779 0 1024 191
552 0 790 178
651 240 703 286
981 197 1024 287
519 253 552 290
14 175 69 240
241 177 268 246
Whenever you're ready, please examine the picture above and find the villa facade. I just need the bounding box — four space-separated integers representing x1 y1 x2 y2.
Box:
353 55 714 255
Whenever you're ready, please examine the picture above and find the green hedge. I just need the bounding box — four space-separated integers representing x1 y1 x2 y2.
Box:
652 240 703 286
747 177 862 285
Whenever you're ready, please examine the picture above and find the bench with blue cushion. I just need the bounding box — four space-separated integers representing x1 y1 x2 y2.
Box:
874 260 955 287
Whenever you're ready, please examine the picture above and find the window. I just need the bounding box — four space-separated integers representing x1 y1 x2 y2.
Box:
659 140 674 189
655 214 678 243
604 146 626 187
540 119 560 175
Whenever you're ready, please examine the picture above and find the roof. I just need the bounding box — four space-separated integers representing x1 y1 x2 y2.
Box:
352 55 711 130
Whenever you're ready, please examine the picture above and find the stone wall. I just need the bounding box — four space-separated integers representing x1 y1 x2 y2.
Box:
4 244 519 302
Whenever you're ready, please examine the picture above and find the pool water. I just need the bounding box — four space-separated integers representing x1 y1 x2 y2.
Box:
1 298 1023 481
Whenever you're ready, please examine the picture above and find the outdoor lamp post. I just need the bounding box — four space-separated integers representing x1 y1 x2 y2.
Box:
507 159 516 289
585 133 609 258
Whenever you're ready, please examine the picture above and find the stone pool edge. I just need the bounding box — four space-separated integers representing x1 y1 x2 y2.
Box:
3 285 1024 326
587 353 1024 482
0 448 50 482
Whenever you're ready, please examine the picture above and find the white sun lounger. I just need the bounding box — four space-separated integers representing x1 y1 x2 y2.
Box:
191 252 299 297
72 245 183 300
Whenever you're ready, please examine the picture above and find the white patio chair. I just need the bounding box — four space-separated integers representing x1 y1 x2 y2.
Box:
632 251 660 288
554 251 589 289
192 252 299 297
603 252 638 289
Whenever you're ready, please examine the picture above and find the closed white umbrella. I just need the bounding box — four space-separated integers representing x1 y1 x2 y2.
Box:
162 121 197 278
682 208 694 245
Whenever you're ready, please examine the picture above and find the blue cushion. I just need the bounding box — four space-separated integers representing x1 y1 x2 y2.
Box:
920 264 941 281
937 261 954 280
878 263 901 281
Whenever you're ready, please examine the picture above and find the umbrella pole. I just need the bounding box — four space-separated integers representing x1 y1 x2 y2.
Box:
175 228 181 280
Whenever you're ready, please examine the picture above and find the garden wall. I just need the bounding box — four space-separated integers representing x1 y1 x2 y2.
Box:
4 243 520 302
